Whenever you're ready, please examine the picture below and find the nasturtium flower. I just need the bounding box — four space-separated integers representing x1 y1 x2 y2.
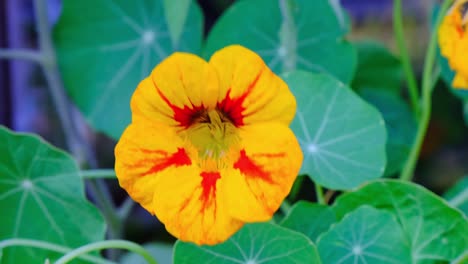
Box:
438 0 468 89
115 45 303 245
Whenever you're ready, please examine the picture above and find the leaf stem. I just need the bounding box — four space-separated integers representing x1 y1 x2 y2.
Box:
280 200 292 214
88 180 122 240
0 238 114 264
118 197 135 219
393 0 420 117
315 183 325 204
0 49 43 62
399 0 452 181
54 240 158 264
80 169 116 179
448 185 468 208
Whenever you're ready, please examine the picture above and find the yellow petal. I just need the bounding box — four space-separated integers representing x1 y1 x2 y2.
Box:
221 123 303 222
115 117 192 213
453 73 468 89
131 53 219 127
153 167 243 245
209 45 296 126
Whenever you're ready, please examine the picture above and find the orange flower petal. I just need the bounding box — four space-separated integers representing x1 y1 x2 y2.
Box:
153 167 243 245
131 53 219 127
209 45 296 126
115 117 192 213
220 123 303 222
439 0 468 89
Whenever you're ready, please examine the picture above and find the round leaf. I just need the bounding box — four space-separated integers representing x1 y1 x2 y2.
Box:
280 201 336 243
53 0 203 139
0 127 105 263
173 223 321 264
203 0 356 83
283 71 387 190
317 206 411 264
359 89 416 176
333 179 468 263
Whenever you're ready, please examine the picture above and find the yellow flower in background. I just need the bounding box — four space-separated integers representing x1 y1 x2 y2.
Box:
438 0 468 89
115 45 303 245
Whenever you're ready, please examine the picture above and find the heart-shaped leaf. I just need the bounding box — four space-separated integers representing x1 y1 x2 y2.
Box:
317 206 411 264
53 0 203 139
283 71 387 190
333 179 468 263
0 127 105 263
173 223 321 264
203 0 356 83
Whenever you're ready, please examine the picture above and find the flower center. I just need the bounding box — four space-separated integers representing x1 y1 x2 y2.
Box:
183 109 239 169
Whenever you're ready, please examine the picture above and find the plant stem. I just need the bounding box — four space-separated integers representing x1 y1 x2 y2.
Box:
393 0 420 117
88 180 122 240
0 49 43 62
315 183 325 204
54 240 158 264
280 200 292 214
80 169 116 179
399 0 452 181
118 197 135 219
0 238 114 264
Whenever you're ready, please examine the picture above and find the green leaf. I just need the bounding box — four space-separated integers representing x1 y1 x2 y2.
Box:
280 201 335 243
333 179 468 263
282 71 387 190
0 127 105 263
203 0 356 83
119 243 172 264
359 89 416 176
443 176 468 216
163 0 192 47
464 100 468 126
352 41 402 93
173 223 321 264
53 0 203 139
317 206 411 264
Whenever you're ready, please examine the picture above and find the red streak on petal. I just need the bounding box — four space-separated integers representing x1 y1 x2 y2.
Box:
200 172 221 202
217 68 264 126
154 83 205 128
233 149 274 183
456 23 464 37
141 148 191 176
